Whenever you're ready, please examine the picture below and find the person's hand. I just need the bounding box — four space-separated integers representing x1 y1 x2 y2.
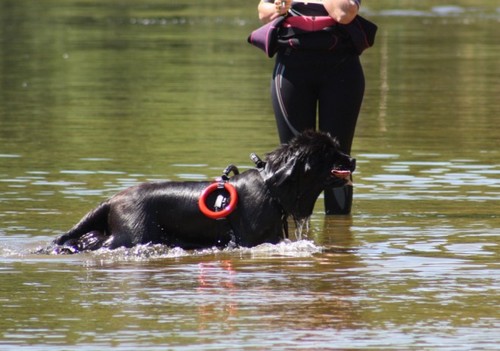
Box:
258 0 291 22
323 0 359 24
274 0 292 16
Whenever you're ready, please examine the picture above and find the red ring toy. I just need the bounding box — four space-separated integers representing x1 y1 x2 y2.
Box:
198 183 238 219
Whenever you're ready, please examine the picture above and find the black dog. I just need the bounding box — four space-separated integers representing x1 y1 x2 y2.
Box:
52 130 355 253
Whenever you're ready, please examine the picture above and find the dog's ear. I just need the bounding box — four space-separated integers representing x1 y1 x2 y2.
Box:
303 152 325 173
263 157 299 186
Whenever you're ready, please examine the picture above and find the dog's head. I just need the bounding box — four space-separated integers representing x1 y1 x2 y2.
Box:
263 130 355 219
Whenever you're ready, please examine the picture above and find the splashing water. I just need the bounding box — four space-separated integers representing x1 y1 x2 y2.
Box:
85 240 324 262
293 217 311 241
0 237 324 263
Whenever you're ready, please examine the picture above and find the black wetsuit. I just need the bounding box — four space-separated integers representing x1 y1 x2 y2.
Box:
265 0 365 214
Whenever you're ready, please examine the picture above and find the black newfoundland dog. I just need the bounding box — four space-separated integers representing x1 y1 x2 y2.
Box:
51 130 355 253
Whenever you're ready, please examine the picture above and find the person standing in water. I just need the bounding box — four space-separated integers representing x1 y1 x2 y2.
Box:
257 0 367 214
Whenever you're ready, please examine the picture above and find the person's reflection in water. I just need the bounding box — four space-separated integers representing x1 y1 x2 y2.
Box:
319 214 355 249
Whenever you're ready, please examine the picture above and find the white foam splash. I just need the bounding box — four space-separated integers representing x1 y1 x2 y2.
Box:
79 239 324 262
2 237 324 263
87 244 191 262
248 239 323 258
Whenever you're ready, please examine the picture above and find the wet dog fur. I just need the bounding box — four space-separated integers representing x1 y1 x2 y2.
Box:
51 130 355 253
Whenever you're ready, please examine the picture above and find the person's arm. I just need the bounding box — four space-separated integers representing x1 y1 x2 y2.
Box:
258 0 292 23
323 0 360 24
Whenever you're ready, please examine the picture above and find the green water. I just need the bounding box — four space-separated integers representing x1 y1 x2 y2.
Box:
1 1 499 350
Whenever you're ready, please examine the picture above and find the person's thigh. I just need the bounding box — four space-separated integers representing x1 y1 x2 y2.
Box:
271 62 318 143
318 56 365 153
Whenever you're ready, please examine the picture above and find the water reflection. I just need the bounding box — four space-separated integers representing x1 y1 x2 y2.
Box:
1 245 364 344
1 0 500 349
356 154 499 201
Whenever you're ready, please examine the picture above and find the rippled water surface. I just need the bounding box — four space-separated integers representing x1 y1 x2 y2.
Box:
1 1 499 350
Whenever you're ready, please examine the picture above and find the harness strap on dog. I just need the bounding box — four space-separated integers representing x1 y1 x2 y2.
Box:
250 153 265 169
220 164 240 181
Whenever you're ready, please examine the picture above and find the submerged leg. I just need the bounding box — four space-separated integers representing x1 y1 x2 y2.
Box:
324 184 353 215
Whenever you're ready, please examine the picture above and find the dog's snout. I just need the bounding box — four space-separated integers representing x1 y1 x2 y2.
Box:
349 158 356 172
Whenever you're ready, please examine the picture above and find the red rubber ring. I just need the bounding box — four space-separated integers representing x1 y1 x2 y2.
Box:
198 183 238 219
